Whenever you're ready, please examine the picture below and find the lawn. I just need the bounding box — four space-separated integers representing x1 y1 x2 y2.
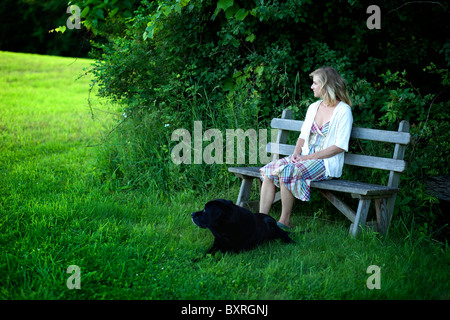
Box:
0 51 448 301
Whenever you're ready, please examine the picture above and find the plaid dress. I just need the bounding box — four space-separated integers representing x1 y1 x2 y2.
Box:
260 121 330 201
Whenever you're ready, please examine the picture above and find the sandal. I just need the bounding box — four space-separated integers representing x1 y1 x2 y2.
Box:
277 221 293 230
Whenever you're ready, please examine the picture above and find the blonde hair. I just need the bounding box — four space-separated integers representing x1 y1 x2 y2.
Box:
309 66 352 107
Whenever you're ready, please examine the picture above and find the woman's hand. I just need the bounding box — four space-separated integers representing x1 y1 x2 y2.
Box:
291 153 310 163
291 153 300 163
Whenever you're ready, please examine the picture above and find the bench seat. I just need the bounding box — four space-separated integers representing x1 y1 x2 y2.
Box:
228 166 399 197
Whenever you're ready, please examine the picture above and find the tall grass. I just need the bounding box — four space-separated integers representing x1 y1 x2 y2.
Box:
0 51 449 300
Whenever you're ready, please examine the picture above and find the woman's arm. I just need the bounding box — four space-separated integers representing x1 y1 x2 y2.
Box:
292 144 344 162
291 137 305 162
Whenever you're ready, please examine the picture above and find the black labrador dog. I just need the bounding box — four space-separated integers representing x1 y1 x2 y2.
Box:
191 199 294 254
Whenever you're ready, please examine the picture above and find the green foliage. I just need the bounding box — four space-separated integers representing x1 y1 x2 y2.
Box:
77 0 450 238
72 0 143 38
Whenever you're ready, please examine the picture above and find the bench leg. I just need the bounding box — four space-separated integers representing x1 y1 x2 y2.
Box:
383 193 398 235
319 190 356 223
350 199 371 236
375 198 389 235
236 177 254 207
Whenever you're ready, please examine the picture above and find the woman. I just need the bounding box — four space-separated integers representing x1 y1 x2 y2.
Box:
259 66 353 229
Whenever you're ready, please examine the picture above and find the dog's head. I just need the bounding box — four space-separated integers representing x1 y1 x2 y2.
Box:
191 199 234 229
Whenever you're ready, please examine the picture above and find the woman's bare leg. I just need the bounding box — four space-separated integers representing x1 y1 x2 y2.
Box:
278 180 295 227
259 174 276 214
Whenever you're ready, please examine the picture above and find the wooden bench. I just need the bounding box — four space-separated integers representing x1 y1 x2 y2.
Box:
228 109 411 236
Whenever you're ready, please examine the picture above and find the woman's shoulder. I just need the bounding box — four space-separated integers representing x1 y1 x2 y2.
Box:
336 101 352 114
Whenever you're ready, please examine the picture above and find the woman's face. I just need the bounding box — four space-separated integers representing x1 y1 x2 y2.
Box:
311 75 323 98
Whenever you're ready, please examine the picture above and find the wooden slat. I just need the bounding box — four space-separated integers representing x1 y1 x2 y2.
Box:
266 143 407 172
266 142 294 156
228 166 261 178
351 126 410 145
271 118 411 144
311 179 399 196
344 154 407 172
271 118 303 132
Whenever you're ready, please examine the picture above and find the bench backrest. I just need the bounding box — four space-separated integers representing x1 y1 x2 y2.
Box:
266 109 411 188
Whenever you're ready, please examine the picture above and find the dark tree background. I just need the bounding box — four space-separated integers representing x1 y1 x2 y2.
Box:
0 0 92 57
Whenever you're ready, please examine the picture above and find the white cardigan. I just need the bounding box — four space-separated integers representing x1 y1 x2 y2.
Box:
299 100 353 178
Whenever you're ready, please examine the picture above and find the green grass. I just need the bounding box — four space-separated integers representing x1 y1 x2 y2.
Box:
0 51 449 300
